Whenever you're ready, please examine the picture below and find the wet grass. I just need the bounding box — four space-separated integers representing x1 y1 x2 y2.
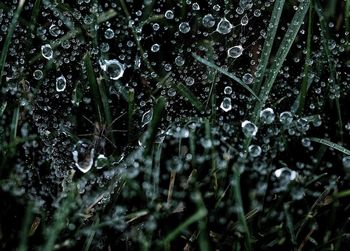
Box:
1 0 350 250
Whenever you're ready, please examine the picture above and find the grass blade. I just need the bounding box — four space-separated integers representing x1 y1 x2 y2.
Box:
294 0 314 114
161 207 207 245
310 137 350 155
0 0 26 86
192 53 261 102
252 0 285 94
84 53 104 123
174 83 205 112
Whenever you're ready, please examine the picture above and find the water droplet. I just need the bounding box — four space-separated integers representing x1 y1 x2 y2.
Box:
240 14 249 26
33 70 43 80
248 144 261 157
72 141 95 173
179 22 191 33
41 44 53 60
220 97 232 112
100 59 124 80
216 17 233 34
165 10 174 19
104 28 115 39
151 43 160 52
342 156 350 169
279 111 293 125
241 120 258 137
260 108 275 124
242 73 254 84
56 75 67 92
95 154 108 169
228 45 243 58
224 86 232 94
141 109 153 127
49 24 60 37
202 14 215 28
185 76 195 86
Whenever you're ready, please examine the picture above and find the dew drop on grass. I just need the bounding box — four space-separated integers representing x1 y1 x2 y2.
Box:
242 73 254 84
41 44 53 60
240 14 249 26
227 45 243 58
104 28 115 39
151 44 160 52
259 108 275 124
165 10 174 19
179 22 191 33
56 75 67 92
95 154 108 169
100 59 124 80
33 70 43 80
141 109 153 127
175 56 185 66
72 141 95 173
279 111 293 125
185 76 195 86
202 14 215 28
224 86 232 94
220 97 232 112
248 144 261 157
342 156 350 169
216 17 233 34
49 24 60 37
241 120 258 137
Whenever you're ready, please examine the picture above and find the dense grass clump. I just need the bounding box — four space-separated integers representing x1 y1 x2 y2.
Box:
1 0 350 250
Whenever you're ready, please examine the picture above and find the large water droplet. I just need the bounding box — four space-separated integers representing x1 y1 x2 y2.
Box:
41 44 53 60
260 108 275 124
228 45 243 58
220 97 232 112
241 120 258 137
56 75 67 92
216 18 233 34
202 14 215 28
100 59 125 80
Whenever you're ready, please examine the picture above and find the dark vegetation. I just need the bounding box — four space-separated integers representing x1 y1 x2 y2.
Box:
1 0 350 250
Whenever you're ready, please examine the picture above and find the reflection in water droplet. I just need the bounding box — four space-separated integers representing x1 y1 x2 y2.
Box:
56 75 67 92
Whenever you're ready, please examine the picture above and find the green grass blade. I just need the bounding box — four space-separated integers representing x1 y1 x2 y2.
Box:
252 0 285 94
346 0 350 47
232 167 252 251
0 0 26 87
257 0 310 106
10 106 20 147
143 97 166 156
0 102 7 117
315 1 343 141
84 53 104 123
310 137 350 155
128 88 136 144
192 53 261 102
174 83 205 112
17 202 34 251
294 0 314 114
161 207 207 245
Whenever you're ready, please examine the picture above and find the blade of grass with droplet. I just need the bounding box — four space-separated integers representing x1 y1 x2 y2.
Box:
0 102 7 117
0 0 26 87
9 106 20 155
174 83 205 112
253 0 310 117
128 88 136 145
315 1 343 141
84 53 104 123
310 137 350 155
346 0 350 47
192 53 261 102
294 0 314 114
143 97 166 156
244 0 310 151
29 0 41 33
17 202 34 251
252 0 285 94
